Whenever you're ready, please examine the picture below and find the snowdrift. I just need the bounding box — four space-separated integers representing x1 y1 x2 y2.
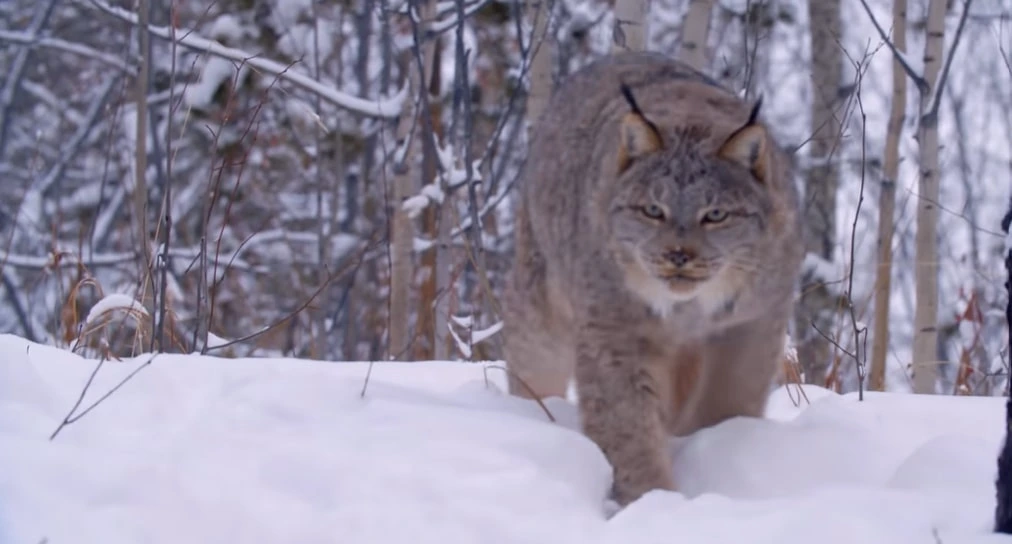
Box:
1 334 1009 543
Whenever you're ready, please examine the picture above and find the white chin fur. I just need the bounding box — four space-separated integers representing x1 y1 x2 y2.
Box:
627 268 738 320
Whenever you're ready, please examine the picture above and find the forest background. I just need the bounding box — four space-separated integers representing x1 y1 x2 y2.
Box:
1 0 1010 397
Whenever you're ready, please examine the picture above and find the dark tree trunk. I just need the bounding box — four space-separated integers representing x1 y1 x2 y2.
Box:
994 199 1012 534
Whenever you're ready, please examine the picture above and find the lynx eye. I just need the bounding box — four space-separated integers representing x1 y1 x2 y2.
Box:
640 204 666 221
702 208 729 224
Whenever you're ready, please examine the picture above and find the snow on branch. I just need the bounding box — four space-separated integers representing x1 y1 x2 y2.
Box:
413 175 513 253
1 229 359 275
84 0 408 118
400 141 481 218
802 253 844 299
448 315 503 359
402 183 445 219
388 0 492 36
435 140 482 190
0 246 261 273
0 30 134 74
84 293 149 325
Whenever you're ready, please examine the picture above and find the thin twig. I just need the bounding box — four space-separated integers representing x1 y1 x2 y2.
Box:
204 232 384 353
846 54 871 400
482 364 557 422
854 0 928 93
50 353 159 440
923 0 975 121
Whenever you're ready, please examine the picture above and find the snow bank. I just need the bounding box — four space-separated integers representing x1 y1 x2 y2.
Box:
0 334 1008 543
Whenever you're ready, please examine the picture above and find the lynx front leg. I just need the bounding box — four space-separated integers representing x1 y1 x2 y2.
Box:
575 327 674 506
502 283 574 400
692 314 788 431
502 206 575 400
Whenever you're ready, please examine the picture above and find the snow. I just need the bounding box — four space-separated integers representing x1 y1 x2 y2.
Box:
82 293 149 325
801 252 842 295
276 19 338 70
208 14 244 44
185 55 246 111
1 334 1010 543
402 193 431 218
471 319 503 344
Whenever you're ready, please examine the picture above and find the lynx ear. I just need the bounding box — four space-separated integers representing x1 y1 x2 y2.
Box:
717 98 769 183
617 84 663 173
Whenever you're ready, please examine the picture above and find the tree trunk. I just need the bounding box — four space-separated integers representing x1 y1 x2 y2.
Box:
795 0 843 387
911 0 949 394
387 65 416 360
414 39 445 361
679 0 715 70
612 0 649 51
525 0 554 140
134 0 155 350
389 0 439 360
869 0 908 392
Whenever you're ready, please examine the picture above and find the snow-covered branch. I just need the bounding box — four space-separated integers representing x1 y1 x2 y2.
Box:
400 140 481 218
0 30 134 73
413 175 515 253
448 314 502 358
1 229 360 274
802 253 844 299
83 0 408 118
428 0 495 36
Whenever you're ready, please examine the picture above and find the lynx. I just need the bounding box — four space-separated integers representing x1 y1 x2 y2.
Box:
503 52 805 507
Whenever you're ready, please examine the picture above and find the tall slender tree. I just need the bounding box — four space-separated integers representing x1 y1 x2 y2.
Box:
910 0 952 393
796 0 844 386
869 0 908 392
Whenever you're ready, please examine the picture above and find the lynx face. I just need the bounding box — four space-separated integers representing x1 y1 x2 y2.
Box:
609 140 773 311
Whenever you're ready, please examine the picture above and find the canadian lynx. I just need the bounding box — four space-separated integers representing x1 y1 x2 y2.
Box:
503 52 804 507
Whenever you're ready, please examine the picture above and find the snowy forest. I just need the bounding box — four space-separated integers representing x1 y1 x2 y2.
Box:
1 0 1010 397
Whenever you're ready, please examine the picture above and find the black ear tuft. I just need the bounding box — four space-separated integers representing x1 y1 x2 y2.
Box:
619 83 663 145
717 97 770 184
746 96 763 126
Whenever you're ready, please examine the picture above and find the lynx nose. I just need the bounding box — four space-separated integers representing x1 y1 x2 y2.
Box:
665 248 694 267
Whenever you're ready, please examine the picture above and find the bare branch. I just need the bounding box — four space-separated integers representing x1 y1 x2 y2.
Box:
50 353 159 441
0 0 59 158
0 30 135 74
83 0 409 118
854 0 928 93
923 0 975 120
35 79 120 198
1 269 38 342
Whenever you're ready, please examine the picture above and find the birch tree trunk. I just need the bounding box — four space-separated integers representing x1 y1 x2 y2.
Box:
414 41 444 361
388 0 439 360
869 0 908 392
388 62 416 360
525 0 554 139
612 0 649 51
134 0 155 350
796 0 843 386
911 0 949 393
679 0 715 70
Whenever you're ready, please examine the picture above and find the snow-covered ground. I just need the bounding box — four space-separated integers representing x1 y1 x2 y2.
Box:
1 333 1010 543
